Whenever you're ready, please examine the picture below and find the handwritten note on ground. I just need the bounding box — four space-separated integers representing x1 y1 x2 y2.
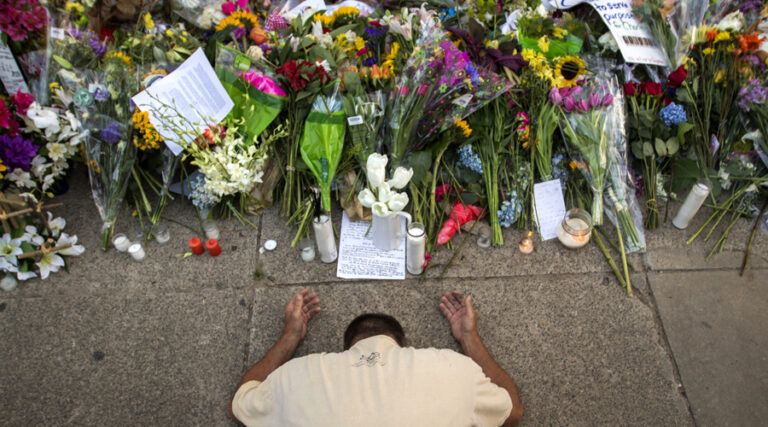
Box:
533 179 567 241
132 48 233 155
336 212 406 280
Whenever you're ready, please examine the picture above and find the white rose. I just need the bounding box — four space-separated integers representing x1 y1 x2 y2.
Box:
371 201 390 217
366 153 388 188
387 192 409 212
387 167 413 190
357 188 376 208
716 11 744 32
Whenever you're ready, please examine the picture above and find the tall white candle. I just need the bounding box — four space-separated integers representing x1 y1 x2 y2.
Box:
128 243 146 262
672 182 711 229
313 215 337 263
406 223 426 275
112 234 131 252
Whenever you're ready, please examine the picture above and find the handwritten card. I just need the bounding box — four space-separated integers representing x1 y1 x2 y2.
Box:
132 48 234 155
0 40 29 94
533 179 567 241
547 0 668 66
336 212 406 280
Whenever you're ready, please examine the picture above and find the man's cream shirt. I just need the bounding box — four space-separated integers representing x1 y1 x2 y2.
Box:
232 334 513 426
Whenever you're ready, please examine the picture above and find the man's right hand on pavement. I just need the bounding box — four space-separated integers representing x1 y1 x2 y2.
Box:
283 288 321 342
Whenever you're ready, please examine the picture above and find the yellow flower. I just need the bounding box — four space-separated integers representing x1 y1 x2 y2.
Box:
714 69 725 83
485 39 499 49
165 29 174 38
522 49 554 82
553 55 586 88
715 31 730 42
143 13 155 30
0 159 6 179
49 82 60 91
553 27 568 40
314 14 334 27
454 118 472 137
537 35 550 53
703 47 715 56
354 36 365 51
132 110 162 151
569 160 585 171
215 10 261 32
106 51 132 66
332 6 360 22
65 1 84 13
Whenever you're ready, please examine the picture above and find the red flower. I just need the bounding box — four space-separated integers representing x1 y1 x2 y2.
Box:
667 66 687 87
11 90 34 115
623 82 637 97
435 183 451 202
0 99 12 129
639 81 663 97
276 60 306 92
98 27 114 41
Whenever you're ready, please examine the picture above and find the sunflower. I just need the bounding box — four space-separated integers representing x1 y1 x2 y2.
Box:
553 55 586 88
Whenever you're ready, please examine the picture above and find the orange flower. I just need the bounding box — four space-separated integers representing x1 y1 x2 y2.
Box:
250 27 268 44
706 30 718 43
738 34 763 55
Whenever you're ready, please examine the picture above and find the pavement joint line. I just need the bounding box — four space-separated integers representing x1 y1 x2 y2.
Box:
643 271 699 426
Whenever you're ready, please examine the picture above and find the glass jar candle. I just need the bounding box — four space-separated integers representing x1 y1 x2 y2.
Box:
112 233 131 252
406 223 426 275
518 231 535 254
153 224 170 245
202 219 220 240
128 243 146 261
312 215 337 263
298 238 315 262
556 209 593 249
672 180 711 230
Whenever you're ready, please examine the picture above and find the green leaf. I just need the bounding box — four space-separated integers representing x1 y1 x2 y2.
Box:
405 151 432 185
52 54 73 70
631 142 644 159
642 142 655 157
654 138 667 156
666 137 679 156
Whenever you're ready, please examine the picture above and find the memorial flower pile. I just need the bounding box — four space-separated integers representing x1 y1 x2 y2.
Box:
0 0 765 287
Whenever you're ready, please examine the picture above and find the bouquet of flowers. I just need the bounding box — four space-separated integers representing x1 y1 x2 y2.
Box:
555 81 616 225
300 84 346 213
357 153 413 216
386 9 509 163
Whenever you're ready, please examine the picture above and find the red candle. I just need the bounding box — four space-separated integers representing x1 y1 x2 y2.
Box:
206 239 222 257
188 237 204 255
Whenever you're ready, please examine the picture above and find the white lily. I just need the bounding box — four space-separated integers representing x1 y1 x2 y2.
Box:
371 201 390 217
387 192 409 212
27 103 61 137
47 212 66 238
20 225 45 246
387 167 413 190
36 252 65 280
0 233 23 268
716 11 744 32
56 233 86 256
358 188 376 208
16 270 37 281
366 153 388 188
8 170 36 189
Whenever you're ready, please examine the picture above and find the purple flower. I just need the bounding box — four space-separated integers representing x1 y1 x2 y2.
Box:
233 27 246 39
93 87 109 102
563 96 576 113
601 93 614 107
549 88 563 105
99 122 124 144
362 56 377 67
89 36 107 58
364 23 388 39
0 134 38 171
588 92 601 108
738 79 768 111
264 12 288 31
577 98 590 113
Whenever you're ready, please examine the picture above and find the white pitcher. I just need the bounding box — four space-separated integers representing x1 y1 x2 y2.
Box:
371 211 411 251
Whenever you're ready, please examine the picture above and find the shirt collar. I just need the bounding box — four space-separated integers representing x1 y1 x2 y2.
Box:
351 334 400 352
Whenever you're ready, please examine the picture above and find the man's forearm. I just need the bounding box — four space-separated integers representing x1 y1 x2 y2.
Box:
237 332 301 387
460 333 524 426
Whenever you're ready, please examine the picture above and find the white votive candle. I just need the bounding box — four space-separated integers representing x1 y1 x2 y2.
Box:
300 246 316 262
672 181 711 230
112 234 131 252
154 225 170 245
203 219 220 240
556 209 593 249
406 223 426 275
312 215 337 263
128 243 146 262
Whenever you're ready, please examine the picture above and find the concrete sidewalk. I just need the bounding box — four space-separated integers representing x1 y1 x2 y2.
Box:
1 170 766 426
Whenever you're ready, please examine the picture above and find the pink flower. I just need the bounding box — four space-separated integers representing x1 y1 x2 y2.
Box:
563 96 576 113
240 71 287 97
588 93 601 108
221 1 236 15
577 98 590 113
399 86 410 96
11 90 35 115
0 99 12 129
549 88 563 105
435 183 451 202
417 84 428 96
601 93 614 107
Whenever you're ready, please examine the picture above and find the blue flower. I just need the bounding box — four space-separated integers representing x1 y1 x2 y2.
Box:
458 145 483 175
498 191 522 228
99 122 124 144
190 174 218 210
465 63 480 86
552 153 568 183
659 102 687 128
